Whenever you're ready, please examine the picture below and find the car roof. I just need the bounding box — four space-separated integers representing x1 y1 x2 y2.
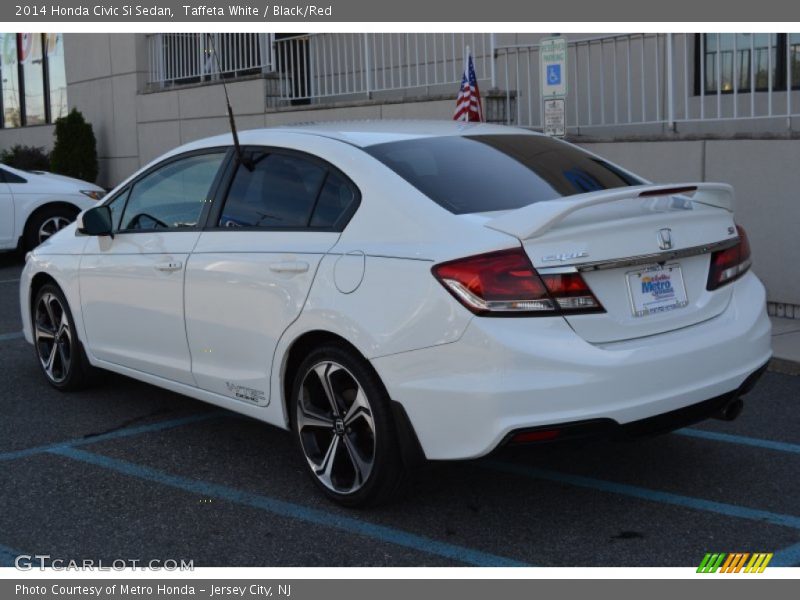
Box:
171 120 541 155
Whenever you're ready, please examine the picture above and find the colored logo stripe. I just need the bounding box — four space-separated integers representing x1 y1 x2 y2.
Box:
744 553 773 573
697 553 726 572
698 552 773 573
720 553 749 573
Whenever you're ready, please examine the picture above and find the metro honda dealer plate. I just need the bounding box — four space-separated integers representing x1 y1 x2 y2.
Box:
626 263 689 317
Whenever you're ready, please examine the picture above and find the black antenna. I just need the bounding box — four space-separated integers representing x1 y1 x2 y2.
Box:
205 34 252 171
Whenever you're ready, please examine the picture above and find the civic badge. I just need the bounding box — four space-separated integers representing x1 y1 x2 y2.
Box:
657 228 673 250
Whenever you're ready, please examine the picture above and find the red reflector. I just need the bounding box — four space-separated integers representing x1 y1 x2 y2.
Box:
511 429 561 443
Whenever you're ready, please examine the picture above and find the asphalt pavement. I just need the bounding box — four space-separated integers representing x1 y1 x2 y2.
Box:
1 251 799 568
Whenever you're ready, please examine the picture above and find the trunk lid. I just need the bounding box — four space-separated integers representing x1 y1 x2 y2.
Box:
483 184 740 343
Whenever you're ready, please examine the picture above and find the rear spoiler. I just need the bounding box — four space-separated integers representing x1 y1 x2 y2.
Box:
484 183 734 241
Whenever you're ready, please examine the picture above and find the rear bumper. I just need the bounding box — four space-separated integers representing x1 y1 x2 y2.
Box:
372 271 772 460
500 361 768 447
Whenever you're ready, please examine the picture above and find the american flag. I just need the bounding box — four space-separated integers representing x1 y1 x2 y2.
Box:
453 50 483 122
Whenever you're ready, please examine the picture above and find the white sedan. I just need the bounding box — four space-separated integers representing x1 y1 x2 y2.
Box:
0 163 105 251
19 121 772 506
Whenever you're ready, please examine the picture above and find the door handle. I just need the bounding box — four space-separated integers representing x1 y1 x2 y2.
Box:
155 261 183 272
269 260 310 274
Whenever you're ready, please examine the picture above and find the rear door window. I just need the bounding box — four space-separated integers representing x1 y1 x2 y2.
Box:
218 150 359 230
219 152 326 229
309 172 358 228
365 134 643 215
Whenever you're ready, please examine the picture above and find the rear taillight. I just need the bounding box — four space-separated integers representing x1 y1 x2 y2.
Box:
539 271 604 313
432 247 603 316
707 225 752 291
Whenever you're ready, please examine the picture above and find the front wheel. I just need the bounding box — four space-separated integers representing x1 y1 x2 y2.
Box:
24 205 78 250
32 283 91 391
290 343 406 507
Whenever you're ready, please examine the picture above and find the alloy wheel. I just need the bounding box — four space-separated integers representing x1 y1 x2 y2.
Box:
34 292 72 384
296 361 376 494
38 216 72 244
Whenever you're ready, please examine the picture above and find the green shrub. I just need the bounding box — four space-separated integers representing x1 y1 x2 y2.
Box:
49 108 98 183
0 144 50 171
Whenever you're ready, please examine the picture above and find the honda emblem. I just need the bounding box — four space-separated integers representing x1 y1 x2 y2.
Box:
658 228 673 250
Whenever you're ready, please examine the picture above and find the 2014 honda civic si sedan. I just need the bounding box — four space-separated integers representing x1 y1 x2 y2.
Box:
20 121 771 506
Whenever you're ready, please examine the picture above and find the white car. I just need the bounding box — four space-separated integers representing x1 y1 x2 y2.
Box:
19 121 772 506
0 163 105 251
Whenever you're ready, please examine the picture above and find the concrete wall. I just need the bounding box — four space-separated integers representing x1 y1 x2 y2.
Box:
136 77 269 166
61 32 472 184
580 139 800 306
62 33 147 187
135 81 456 166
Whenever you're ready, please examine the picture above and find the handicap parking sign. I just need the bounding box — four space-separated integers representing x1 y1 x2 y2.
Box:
540 36 568 98
547 64 561 85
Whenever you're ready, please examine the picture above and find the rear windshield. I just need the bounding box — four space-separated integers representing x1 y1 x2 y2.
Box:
364 134 643 214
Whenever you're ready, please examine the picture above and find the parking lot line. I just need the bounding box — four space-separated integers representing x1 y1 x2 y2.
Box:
48 446 529 567
772 540 800 567
0 543 23 567
482 460 800 530
0 278 20 284
0 412 223 462
675 428 800 455
0 331 23 342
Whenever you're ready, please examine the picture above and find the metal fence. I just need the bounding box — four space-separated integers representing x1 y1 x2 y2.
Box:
147 33 275 87
496 33 800 131
273 33 494 102
145 32 799 133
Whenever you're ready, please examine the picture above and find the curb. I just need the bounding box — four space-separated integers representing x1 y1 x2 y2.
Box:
769 357 800 377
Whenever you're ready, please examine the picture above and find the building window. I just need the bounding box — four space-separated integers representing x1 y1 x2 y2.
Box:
791 33 800 90
0 32 68 128
1 33 21 127
21 33 45 125
698 33 799 94
46 33 68 121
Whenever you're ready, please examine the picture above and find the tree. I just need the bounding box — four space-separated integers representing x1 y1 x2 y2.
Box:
50 108 98 183
0 145 50 171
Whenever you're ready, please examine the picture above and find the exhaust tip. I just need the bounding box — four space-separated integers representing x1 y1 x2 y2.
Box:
714 397 744 421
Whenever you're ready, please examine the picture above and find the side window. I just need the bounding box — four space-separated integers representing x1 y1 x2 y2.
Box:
310 172 357 228
104 188 130 231
119 152 225 231
219 152 326 229
0 168 26 184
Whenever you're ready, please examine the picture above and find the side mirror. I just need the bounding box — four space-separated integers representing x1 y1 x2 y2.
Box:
77 205 113 237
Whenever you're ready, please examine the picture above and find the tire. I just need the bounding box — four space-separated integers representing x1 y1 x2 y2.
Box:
24 205 78 250
32 283 92 391
290 342 406 507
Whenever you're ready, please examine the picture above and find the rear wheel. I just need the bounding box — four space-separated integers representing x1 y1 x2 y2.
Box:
290 343 405 507
32 283 91 391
